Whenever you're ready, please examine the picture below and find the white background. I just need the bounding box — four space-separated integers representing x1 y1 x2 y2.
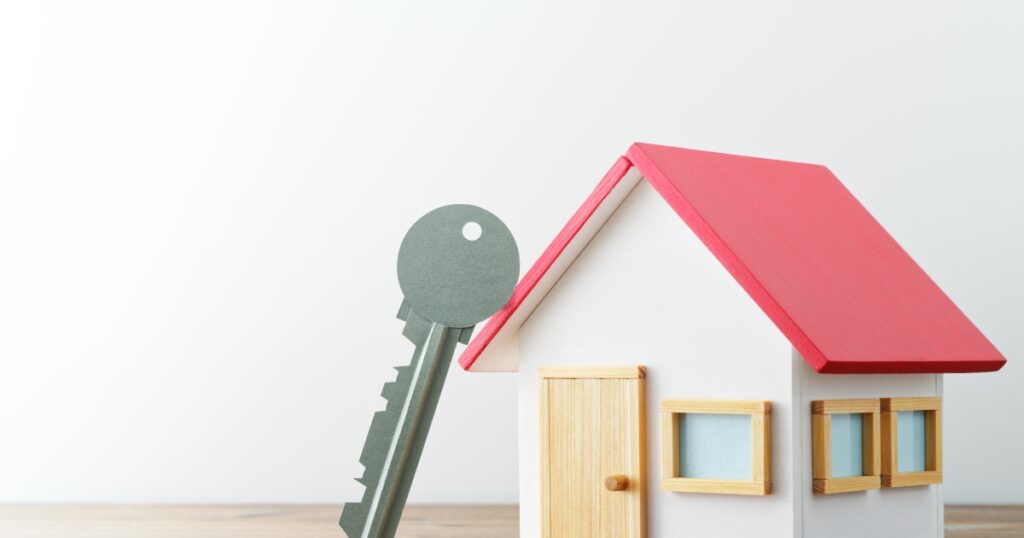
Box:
1 1 1021 505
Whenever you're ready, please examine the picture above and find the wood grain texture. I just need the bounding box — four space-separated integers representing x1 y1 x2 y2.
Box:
538 365 645 379
880 397 943 488
811 400 881 494
881 396 942 412
659 400 771 495
631 373 648 538
882 409 897 477
0 505 519 538
602 380 631 535
660 410 678 480
812 476 881 495
0 504 1019 537
812 399 879 415
752 413 772 493
604 475 629 492
661 399 769 415
546 378 570 537
811 413 831 480
945 505 1024 537
884 471 944 488
537 374 551 538
660 478 768 496
928 409 943 473
863 411 882 477
539 370 646 537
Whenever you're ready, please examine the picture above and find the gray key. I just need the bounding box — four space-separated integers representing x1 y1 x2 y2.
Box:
339 205 519 538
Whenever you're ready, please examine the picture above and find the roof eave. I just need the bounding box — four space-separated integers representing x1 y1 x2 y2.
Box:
816 357 1007 374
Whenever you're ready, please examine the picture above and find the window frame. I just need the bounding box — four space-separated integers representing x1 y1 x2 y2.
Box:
811 399 882 494
660 399 771 495
880 397 942 488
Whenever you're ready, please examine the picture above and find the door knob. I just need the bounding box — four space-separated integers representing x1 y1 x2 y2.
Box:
604 475 629 492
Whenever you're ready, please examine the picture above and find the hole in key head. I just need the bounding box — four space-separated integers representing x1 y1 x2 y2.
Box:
462 221 482 241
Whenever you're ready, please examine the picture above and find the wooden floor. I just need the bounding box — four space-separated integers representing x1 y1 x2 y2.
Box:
0 504 1019 537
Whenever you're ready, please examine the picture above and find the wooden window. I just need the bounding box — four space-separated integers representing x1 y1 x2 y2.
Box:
660 399 771 495
811 399 881 494
881 397 942 488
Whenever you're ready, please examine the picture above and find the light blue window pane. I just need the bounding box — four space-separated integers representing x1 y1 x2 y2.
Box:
898 411 927 473
679 413 751 480
830 413 863 478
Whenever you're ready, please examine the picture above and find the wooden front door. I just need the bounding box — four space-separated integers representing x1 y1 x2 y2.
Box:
538 366 647 538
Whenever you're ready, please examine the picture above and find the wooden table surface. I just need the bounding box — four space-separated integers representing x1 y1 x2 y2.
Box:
0 504 1020 537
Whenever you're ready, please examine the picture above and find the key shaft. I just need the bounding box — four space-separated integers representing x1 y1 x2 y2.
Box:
340 312 462 538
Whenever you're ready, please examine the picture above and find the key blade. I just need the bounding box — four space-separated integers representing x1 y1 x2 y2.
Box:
340 502 369 537
340 313 433 537
355 367 417 478
340 349 418 536
339 321 462 538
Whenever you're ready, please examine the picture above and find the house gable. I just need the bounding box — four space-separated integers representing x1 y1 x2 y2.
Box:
515 179 795 537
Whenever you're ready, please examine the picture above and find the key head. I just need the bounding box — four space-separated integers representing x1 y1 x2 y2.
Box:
397 204 519 328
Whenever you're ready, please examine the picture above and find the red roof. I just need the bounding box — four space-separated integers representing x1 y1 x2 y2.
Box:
459 143 1006 374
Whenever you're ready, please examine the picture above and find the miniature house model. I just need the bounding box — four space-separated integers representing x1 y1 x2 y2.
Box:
456 144 1005 538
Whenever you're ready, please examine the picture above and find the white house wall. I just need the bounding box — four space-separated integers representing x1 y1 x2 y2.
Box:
792 351 943 538
517 180 794 537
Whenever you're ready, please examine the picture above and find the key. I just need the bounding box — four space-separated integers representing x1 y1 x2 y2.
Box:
339 204 519 538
